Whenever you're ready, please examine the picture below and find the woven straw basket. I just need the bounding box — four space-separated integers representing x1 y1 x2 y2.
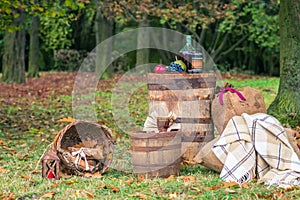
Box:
52 120 114 176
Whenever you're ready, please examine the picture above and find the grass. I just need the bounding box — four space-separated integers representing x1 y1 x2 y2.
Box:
1 73 299 199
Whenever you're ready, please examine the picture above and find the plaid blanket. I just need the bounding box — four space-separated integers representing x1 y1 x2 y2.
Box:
212 113 300 187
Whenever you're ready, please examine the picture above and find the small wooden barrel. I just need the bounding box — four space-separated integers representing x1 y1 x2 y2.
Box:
130 131 182 178
147 73 216 161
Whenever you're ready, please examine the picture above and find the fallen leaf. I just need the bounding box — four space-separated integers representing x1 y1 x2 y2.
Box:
182 176 195 182
204 184 222 191
97 184 107 189
50 183 59 188
222 181 238 188
57 117 75 123
0 167 9 174
84 171 102 178
137 176 145 182
239 182 249 188
65 179 78 185
31 169 40 174
81 191 94 199
109 186 119 192
75 190 95 199
212 185 221 190
164 175 175 180
124 179 134 185
20 174 31 180
2 145 15 152
40 192 56 199
273 191 285 199
257 194 272 199
1 192 15 200
191 186 202 193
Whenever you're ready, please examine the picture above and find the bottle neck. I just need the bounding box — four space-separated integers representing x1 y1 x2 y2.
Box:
186 35 192 46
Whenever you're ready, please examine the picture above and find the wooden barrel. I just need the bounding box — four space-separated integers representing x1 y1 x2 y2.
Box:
147 73 216 161
130 131 182 178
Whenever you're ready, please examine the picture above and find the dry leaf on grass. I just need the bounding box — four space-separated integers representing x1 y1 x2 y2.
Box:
0 167 9 174
273 191 285 199
97 184 107 189
57 117 75 123
164 175 175 180
40 192 56 199
124 179 134 185
31 169 40 174
203 184 222 191
75 190 94 199
84 171 102 178
2 145 16 152
137 176 145 182
1 192 15 200
182 176 195 182
20 174 31 180
50 183 59 188
222 181 238 188
64 179 78 185
239 182 249 188
109 186 119 192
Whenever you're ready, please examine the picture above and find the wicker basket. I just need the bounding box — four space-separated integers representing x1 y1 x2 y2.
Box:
52 120 114 176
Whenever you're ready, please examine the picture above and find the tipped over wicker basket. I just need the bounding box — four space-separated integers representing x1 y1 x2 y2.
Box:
51 120 114 176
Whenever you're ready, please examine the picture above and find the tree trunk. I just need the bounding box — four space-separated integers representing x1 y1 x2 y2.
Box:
28 9 40 78
268 0 300 127
2 8 26 84
95 5 113 78
136 14 150 71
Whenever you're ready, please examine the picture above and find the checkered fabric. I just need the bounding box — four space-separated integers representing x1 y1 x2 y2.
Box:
212 113 300 187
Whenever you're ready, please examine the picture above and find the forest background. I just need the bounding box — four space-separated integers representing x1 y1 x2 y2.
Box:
0 0 280 81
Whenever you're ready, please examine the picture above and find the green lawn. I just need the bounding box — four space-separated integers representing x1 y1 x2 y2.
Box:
1 73 299 199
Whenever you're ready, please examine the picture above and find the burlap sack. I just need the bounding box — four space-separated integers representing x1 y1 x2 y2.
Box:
285 128 300 160
193 136 223 172
212 86 267 134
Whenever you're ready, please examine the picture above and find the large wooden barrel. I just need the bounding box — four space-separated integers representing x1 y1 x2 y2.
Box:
130 131 182 178
147 73 216 161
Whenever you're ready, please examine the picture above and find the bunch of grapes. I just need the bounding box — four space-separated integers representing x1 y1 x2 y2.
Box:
165 62 185 72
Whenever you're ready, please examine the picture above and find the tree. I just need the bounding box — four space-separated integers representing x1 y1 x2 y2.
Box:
28 0 40 78
2 7 26 84
136 13 149 69
268 0 300 127
95 0 114 77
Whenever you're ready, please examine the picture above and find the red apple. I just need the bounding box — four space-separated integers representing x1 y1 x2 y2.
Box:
153 64 167 73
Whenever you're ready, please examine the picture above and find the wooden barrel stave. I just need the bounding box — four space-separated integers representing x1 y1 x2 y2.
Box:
130 131 182 177
147 73 216 161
